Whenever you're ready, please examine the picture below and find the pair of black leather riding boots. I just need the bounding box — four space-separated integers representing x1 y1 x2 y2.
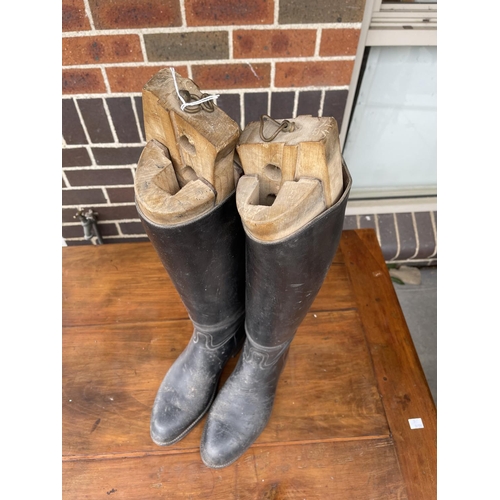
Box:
137 158 351 469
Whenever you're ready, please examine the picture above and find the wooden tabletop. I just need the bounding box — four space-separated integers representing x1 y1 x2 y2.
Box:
62 228 436 499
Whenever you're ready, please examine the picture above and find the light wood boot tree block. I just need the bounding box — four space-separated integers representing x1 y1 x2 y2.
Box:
135 69 240 225
236 115 344 241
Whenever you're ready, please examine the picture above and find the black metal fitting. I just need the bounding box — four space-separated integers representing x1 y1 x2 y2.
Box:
74 208 104 245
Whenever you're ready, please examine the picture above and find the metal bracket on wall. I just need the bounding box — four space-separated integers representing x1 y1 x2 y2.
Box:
74 208 104 245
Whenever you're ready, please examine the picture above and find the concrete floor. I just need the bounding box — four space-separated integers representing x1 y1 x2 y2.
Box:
393 266 437 404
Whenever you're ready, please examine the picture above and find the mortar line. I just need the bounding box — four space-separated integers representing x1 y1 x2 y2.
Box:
228 27 234 59
116 221 125 236
100 66 111 93
62 170 71 188
82 144 97 167
63 164 140 171
292 90 299 118
179 0 187 27
63 143 145 151
63 201 137 209
82 0 95 30
270 61 276 91
101 98 119 143
409 212 420 260
138 33 148 62
318 89 326 116
239 91 245 129
392 212 401 261
62 221 134 227
130 96 145 143
73 98 93 145
62 24 362 37
101 187 111 204
315 28 322 57
63 55 356 70
428 210 437 258
62 85 350 100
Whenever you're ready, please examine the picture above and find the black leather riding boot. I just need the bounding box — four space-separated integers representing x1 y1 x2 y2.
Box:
200 163 352 468
137 191 246 445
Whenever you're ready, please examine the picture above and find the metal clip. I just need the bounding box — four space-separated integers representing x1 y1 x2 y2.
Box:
178 89 215 114
259 114 295 142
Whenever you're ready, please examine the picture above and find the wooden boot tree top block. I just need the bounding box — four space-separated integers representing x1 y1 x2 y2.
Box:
236 115 344 241
140 69 240 222
135 139 216 225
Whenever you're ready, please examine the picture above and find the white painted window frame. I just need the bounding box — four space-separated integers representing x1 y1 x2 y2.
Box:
340 0 437 213
340 0 437 147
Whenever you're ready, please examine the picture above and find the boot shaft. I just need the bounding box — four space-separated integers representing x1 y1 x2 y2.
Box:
243 162 352 347
137 191 245 328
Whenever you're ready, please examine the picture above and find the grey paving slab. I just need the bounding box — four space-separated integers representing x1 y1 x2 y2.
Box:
392 266 437 404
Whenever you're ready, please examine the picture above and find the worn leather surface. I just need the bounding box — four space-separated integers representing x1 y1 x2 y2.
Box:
137 192 246 445
138 192 245 327
201 163 352 468
149 318 245 445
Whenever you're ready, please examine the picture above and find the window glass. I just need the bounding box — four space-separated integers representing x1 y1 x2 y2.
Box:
343 46 437 198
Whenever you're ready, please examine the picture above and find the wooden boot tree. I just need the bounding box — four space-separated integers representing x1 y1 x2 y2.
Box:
236 114 344 241
135 69 240 225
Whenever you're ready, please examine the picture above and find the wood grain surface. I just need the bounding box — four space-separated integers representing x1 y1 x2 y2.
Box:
340 230 437 500
62 229 436 499
142 69 240 208
236 115 344 241
63 439 406 499
62 242 353 328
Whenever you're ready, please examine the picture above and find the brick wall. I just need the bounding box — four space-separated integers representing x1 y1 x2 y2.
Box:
62 0 366 245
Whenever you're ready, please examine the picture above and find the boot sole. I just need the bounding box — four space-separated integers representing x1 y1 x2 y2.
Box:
200 438 254 470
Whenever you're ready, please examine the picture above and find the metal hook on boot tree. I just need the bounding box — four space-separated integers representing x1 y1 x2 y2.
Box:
178 89 216 114
259 114 295 142
170 67 219 113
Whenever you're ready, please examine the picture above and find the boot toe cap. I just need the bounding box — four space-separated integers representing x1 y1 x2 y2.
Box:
200 421 244 468
200 414 262 468
150 404 192 445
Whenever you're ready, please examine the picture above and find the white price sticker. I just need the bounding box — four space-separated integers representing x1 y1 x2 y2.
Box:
408 418 424 429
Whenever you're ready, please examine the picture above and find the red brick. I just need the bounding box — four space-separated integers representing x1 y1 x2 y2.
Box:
320 29 361 57
63 0 91 31
63 35 143 66
87 0 181 29
106 66 188 93
192 63 270 90
185 0 273 26
275 60 354 88
233 29 316 59
63 69 106 94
